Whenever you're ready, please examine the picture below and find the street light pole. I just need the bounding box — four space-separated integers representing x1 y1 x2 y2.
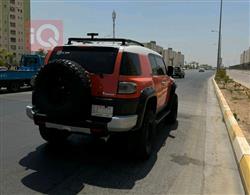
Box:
217 0 223 70
112 10 116 38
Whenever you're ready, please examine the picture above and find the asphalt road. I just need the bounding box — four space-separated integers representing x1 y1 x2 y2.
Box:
0 70 244 194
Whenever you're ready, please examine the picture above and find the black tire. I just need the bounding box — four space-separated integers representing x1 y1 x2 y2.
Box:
129 109 156 160
7 81 20 92
39 125 70 143
167 93 178 124
33 59 91 120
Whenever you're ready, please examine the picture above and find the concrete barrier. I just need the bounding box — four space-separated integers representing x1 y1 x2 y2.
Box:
212 78 250 195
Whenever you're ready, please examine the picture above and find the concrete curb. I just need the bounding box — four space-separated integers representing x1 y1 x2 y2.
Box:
212 78 250 195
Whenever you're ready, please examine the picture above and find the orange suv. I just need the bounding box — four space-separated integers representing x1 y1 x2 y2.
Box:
26 33 178 159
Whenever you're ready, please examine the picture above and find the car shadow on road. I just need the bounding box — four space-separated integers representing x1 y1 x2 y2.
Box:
19 121 178 194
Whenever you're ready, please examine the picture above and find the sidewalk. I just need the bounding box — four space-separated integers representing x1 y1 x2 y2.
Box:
227 69 250 89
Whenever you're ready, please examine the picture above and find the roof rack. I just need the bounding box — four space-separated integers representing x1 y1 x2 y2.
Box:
67 33 144 47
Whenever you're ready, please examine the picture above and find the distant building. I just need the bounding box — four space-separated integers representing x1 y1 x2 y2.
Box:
143 41 184 67
0 0 31 63
143 41 163 55
162 48 184 67
240 47 250 64
174 51 184 67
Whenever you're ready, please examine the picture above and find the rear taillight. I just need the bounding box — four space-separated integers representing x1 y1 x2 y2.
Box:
118 82 137 94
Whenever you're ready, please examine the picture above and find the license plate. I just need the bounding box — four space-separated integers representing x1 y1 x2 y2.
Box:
91 105 113 118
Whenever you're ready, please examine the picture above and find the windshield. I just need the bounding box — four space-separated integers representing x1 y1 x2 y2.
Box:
49 46 119 74
21 56 39 66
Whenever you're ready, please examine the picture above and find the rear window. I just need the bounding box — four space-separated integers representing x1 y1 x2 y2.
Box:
49 46 118 74
120 52 141 75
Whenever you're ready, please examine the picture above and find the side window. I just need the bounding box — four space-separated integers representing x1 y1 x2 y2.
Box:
149 54 158 75
149 54 166 75
120 52 141 75
155 56 167 75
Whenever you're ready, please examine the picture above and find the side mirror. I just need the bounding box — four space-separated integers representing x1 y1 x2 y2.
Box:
167 66 173 76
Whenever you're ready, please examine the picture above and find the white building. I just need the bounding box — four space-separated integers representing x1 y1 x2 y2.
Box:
162 48 184 67
143 41 184 67
240 47 250 64
143 41 163 55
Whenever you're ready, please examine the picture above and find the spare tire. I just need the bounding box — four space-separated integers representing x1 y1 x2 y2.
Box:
33 59 91 120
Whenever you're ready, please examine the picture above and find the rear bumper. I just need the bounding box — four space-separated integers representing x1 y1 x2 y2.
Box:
26 105 138 134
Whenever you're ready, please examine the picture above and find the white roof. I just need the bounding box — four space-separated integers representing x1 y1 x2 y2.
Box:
63 42 162 57
123 45 162 56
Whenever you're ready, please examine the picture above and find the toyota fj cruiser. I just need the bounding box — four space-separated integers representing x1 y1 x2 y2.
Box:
26 33 178 159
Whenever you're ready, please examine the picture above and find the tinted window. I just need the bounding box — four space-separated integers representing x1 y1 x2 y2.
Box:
49 46 118 74
155 56 166 75
120 52 141 75
149 54 158 75
149 54 166 75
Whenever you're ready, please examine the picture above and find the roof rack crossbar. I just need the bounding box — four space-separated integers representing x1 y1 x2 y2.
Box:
67 38 144 47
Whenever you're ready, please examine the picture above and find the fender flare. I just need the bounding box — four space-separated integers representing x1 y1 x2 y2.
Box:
166 82 177 110
133 87 157 130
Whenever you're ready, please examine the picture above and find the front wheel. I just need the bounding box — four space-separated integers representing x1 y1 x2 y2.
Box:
129 109 156 160
39 125 70 143
7 82 20 92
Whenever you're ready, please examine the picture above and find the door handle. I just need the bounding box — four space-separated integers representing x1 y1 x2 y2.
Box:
161 81 167 85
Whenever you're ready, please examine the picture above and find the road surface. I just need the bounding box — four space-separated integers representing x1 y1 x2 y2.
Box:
0 70 244 194
227 69 250 88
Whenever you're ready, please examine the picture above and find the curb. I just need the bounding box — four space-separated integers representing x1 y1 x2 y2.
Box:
212 78 250 195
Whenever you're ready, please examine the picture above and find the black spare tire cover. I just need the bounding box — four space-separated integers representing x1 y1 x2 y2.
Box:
33 59 91 120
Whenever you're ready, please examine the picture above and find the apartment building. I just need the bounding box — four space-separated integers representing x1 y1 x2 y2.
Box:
143 41 163 55
165 49 184 67
0 0 30 63
240 47 250 64
143 41 184 67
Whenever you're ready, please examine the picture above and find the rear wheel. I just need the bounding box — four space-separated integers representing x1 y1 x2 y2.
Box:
129 109 156 160
39 125 70 143
167 93 178 124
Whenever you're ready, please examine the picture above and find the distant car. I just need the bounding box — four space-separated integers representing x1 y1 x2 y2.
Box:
173 67 185 78
199 68 205 72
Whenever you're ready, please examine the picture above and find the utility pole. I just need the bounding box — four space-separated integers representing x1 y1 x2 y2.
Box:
112 10 116 38
217 0 223 70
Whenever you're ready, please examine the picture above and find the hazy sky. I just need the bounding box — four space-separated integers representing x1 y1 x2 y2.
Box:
31 0 250 66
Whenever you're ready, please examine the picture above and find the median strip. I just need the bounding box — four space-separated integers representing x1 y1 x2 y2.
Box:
212 78 250 195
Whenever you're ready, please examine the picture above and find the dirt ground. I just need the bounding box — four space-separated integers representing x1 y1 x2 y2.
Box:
217 81 250 144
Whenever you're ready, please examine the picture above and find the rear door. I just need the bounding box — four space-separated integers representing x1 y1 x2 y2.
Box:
149 54 170 111
48 46 121 98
